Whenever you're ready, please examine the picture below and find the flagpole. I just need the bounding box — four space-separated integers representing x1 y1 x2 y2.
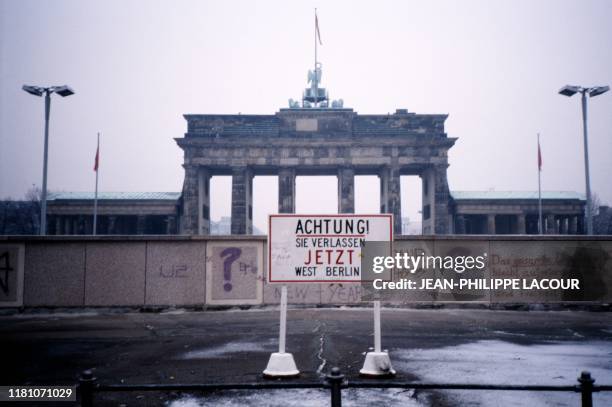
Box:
314 8 318 107
93 132 99 235
538 133 543 234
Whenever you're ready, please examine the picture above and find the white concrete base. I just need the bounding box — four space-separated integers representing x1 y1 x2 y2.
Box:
263 352 300 378
359 351 396 377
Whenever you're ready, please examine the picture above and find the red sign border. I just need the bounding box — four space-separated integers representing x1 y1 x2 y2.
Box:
268 214 394 283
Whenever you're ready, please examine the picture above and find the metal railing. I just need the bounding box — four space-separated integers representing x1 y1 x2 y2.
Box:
78 368 612 407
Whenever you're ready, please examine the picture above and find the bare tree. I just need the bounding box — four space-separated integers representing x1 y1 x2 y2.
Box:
25 185 42 232
589 193 601 217
0 186 43 235
25 185 42 202
592 193 612 235
0 196 10 234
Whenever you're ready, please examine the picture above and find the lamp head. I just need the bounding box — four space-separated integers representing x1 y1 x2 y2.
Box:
589 86 609 98
53 85 75 97
559 85 580 97
22 85 44 97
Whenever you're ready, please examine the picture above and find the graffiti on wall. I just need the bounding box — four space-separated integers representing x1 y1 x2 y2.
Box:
159 264 189 279
144 242 207 306
206 242 263 305
324 284 362 303
0 244 24 307
266 284 363 304
267 285 321 303
490 241 612 303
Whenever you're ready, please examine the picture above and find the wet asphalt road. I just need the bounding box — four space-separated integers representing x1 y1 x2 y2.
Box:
1 307 612 406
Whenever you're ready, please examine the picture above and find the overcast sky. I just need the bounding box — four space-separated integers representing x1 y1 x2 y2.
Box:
1 0 611 232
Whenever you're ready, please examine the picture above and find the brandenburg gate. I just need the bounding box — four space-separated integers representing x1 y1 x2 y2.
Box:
176 67 456 236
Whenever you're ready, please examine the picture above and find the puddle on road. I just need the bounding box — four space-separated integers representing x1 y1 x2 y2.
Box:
173 339 612 406
394 340 612 407
178 339 276 359
167 388 425 407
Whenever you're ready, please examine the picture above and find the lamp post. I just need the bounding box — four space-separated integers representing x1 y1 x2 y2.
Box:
22 85 75 235
559 84 609 235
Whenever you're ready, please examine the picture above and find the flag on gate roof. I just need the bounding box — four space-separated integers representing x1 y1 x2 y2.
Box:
94 144 99 172
538 138 542 171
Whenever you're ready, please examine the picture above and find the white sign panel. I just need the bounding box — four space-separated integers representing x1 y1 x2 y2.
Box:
269 214 393 283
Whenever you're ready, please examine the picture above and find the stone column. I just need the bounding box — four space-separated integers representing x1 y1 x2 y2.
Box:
337 167 355 213
64 216 72 235
231 167 253 234
55 216 63 235
546 214 556 234
180 165 199 235
487 214 496 234
278 168 296 213
420 169 433 234
432 165 451 234
84 217 91 235
198 167 211 234
422 165 452 235
136 215 146 234
80 216 87 234
390 166 402 235
558 216 567 234
379 166 401 234
108 216 117 234
517 214 526 234
569 216 578 235
379 168 389 214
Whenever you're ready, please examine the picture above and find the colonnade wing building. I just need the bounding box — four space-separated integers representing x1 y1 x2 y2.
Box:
47 192 180 235
46 108 586 236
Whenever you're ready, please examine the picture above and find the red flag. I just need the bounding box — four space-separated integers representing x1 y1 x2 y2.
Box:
94 145 99 172
315 12 322 45
537 140 542 171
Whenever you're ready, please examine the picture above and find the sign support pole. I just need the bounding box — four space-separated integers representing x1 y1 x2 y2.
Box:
374 300 381 353
263 285 299 377
279 285 287 353
360 300 396 377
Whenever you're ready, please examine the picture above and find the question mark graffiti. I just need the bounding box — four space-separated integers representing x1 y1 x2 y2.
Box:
220 247 242 292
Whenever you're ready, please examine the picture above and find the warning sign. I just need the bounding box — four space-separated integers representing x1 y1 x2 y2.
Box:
268 214 393 283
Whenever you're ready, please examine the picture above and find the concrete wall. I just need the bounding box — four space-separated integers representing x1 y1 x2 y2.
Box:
1 235 611 308
389 238 612 304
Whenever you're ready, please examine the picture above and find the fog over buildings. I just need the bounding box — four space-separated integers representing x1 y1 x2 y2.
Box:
1 0 611 233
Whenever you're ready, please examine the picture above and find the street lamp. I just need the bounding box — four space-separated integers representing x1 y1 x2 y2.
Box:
22 84 75 235
558 84 609 235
